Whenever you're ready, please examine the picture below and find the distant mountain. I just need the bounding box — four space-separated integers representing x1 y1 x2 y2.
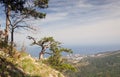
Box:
64 50 120 77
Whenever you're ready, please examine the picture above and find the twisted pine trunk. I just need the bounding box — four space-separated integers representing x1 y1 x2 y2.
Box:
39 46 48 60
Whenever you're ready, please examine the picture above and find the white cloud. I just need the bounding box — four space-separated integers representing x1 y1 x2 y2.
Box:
76 0 93 8
40 17 120 46
41 12 68 23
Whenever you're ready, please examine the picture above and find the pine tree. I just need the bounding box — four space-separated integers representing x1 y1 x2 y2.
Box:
0 0 49 56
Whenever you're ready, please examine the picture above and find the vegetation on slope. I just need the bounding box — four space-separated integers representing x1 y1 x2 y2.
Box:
0 51 64 77
0 36 75 77
65 50 120 77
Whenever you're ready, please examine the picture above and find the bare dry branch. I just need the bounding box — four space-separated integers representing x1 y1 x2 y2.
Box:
27 36 37 44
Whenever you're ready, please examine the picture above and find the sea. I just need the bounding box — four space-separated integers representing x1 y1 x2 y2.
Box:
23 45 120 58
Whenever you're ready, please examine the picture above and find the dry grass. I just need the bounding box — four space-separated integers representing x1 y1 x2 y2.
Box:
0 51 64 77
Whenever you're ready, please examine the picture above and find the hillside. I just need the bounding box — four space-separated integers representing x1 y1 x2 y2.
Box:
65 50 120 77
0 51 64 77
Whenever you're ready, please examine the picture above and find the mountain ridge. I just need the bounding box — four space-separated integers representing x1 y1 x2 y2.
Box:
64 50 120 77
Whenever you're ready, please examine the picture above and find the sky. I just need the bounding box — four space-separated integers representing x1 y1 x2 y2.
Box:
26 0 120 46
0 0 120 55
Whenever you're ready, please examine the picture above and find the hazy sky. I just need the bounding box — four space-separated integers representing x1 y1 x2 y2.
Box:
28 0 120 46
0 0 120 50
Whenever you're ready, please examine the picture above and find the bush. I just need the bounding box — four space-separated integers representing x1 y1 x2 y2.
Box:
0 40 8 49
45 56 77 72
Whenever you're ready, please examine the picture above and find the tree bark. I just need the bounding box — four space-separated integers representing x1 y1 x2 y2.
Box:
5 5 11 44
10 28 14 56
39 51 44 60
39 46 47 60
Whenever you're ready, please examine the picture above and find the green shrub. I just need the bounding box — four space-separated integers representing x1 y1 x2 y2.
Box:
0 39 8 49
45 56 77 72
21 58 36 73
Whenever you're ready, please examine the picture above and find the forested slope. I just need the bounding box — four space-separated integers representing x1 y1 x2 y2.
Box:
65 50 120 77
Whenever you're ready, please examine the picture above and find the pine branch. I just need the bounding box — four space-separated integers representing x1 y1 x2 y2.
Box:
27 36 37 44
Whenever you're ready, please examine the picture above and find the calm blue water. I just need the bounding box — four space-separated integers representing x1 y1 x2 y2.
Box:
24 45 120 58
